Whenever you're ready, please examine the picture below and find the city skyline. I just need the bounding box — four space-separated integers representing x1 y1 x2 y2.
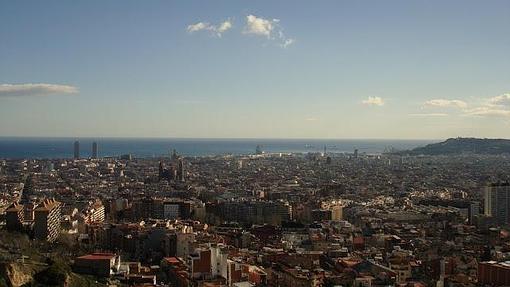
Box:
3 2 510 285
1 0 510 139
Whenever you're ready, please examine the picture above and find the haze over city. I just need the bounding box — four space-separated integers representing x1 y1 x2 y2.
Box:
1 0 509 139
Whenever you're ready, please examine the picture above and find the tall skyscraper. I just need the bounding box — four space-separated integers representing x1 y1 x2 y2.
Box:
74 141 80 159
177 158 185 182
159 161 164 180
484 182 510 226
92 142 98 159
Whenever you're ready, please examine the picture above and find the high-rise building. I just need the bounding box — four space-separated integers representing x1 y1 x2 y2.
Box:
479 261 510 286
87 200 105 223
5 203 24 231
469 201 480 224
92 142 98 159
177 158 185 182
164 203 180 220
159 161 164 179
34 198 62 242
484 182 510 226
74 141 80 159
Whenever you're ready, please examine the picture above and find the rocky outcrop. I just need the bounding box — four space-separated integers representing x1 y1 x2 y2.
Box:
0 262 36 287
0 262 45 287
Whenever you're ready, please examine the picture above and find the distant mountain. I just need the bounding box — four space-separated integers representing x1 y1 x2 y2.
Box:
402 137 510 155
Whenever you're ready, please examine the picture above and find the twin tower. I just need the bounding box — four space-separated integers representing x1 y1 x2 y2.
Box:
74 141 98 159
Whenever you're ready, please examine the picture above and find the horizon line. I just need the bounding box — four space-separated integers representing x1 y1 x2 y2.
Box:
0 135 488 141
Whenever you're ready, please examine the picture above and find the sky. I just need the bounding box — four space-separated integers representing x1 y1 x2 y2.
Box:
1 0 509 139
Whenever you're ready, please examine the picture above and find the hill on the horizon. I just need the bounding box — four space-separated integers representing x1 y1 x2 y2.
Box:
401 137 510 155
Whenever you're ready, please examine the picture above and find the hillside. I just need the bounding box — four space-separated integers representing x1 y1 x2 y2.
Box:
0 231 105 287
403 137 510 155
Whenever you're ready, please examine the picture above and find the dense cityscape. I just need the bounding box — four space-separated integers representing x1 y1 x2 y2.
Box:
1 141 510 287
2 1 510 286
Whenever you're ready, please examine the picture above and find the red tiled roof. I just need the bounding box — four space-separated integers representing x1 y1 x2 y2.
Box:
353 237 364 244
163 257 181 264
77 253 116 260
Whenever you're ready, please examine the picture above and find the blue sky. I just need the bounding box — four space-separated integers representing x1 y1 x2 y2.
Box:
1 0 509 139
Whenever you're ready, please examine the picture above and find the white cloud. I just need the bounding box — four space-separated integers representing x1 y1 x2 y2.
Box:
0 83 78 97
217 21 232 34
187 22 211 33
305 117 319 121
244 15 274 37
465 106 510 117
411 93 510 119
463 93 510 118
489 93 510 107
243 15 294 48
187 20 232 37
424 99 467 109
362 96 384 106
187 16 294 47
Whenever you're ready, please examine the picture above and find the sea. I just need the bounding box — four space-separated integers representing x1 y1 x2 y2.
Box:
0 138 436 159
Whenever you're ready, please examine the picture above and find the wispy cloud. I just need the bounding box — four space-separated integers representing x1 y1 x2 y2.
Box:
424 99 467 109
408 113 448 117
362 96 384 106
187 15 294 48
187 20 232 37
305 117 319 121
243 15 294 48
464 93 510 118
0 83 78 97
465 106 510 117
420 94 510 118
282 38 295 48
489 93 510 107
187 22 210 33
